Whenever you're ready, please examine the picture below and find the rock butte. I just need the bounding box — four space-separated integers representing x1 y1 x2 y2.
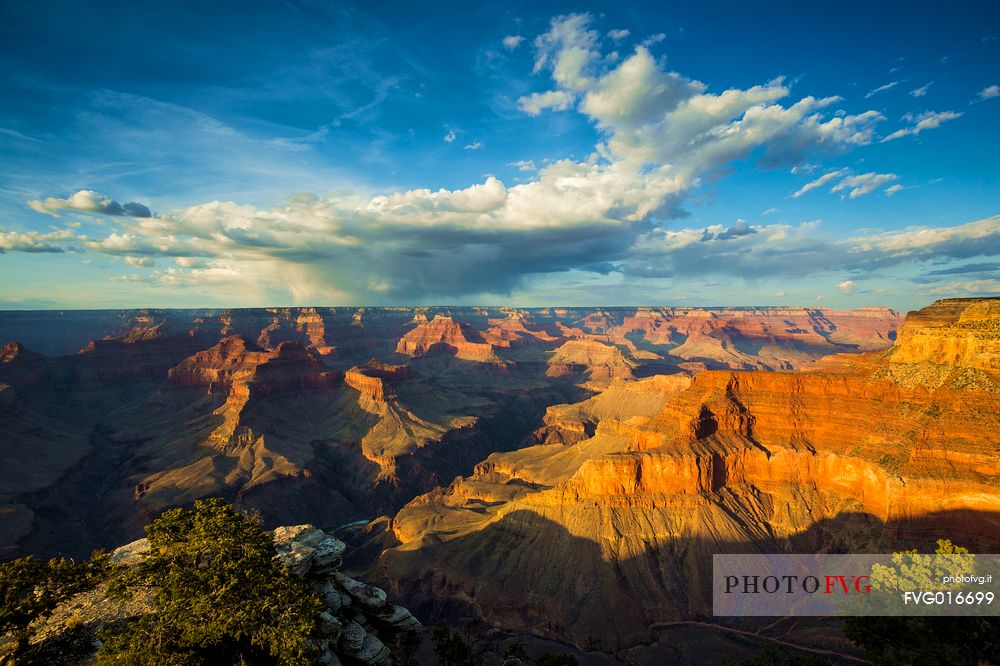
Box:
376 298 1000 652
395 314 503 364
546 338 638 384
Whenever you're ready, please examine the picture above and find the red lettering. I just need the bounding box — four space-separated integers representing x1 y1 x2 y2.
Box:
824 575 850 594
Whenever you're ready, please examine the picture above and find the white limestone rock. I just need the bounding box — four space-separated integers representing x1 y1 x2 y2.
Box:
335 572 388 610
320 582 343 613
313 536 347 573
272 525 326 575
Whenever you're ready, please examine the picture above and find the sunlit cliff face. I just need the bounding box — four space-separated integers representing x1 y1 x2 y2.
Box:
378 298 1000 650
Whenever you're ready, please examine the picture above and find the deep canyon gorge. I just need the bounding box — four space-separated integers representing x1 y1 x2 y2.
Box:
1 298 996 663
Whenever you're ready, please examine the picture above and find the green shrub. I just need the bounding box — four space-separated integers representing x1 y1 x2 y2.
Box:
97 498 323 665
844 540 1000 665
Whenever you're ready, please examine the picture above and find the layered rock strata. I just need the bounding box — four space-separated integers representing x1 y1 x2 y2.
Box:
377 298 1000 653
546 339 638 384
395 315 501 363
0 304 905 559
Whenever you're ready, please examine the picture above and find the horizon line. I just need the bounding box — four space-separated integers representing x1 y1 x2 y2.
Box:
3 301 978 314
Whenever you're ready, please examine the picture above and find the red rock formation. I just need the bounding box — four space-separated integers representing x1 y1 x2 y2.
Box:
166 337 339 413
1 305 903 374
482 313 562 348
0 341 24 363
890 298 1000 371
344 360 413 404
609 306 903 370
395 315 501 363
253 307 337 355
95 331 546 545
106 311 180 343
377 298 999 653
95 337 347 527
546 339 637 383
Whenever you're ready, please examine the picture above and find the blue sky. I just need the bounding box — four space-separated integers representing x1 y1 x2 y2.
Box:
1 0 998 310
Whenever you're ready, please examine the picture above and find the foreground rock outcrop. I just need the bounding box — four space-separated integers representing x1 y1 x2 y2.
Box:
272 525 421 665
25 524 419 665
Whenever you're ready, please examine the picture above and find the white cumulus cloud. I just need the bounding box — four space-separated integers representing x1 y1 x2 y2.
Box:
0 228 72 253
626 215 1000 282
523 15 884 176
930 279 1000 294
29 190 152 218
517 90 575 115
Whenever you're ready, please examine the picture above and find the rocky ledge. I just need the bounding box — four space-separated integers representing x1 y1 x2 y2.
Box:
27 524 420 665
270 524 421 665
